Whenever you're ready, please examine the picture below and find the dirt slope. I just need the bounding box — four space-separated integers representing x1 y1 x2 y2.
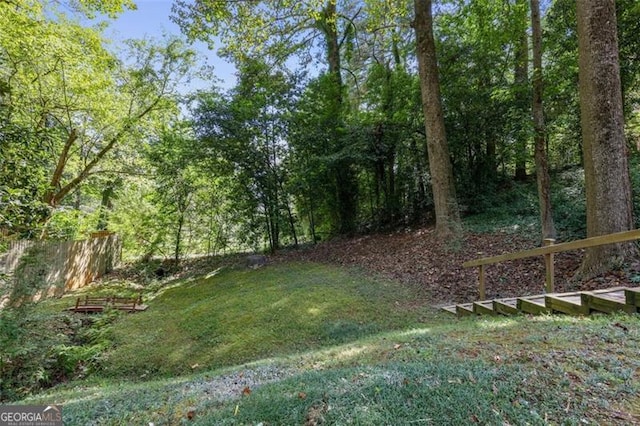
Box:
273 227 637 305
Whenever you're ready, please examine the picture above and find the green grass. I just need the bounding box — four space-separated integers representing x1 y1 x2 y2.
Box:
96 262 424 379
12 262 640 425
22 312 640 425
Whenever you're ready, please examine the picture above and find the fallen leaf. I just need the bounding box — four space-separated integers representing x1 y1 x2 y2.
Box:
271 227 592 306
186 408 196 420
394 344 402 350
470 414 480 423
298 392 307 400
242 386 251 396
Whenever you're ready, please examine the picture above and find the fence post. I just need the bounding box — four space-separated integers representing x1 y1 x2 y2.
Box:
543 238 555 293
479 264 486 300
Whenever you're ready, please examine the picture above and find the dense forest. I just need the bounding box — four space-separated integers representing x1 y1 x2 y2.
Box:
2 0 640 273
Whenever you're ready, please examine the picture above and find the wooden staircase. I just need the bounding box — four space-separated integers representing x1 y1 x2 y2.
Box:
442 286 640 317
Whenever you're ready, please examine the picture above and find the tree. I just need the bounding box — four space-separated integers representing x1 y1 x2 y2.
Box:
147 126 200 263
41 37 195 210
1 2 196 235
0 120 50 237
434 0 517 209
413 0 461 238
193 61 298 251
172 0 362 234
576 0 636 277
530 0 556 241
513 0 529 181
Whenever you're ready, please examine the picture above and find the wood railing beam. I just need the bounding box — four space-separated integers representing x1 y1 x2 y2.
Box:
465 229 640 300
463 229 640 268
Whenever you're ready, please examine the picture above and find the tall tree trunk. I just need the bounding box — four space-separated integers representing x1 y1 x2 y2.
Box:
514 4 529 181
285 198 298 247
174 211 184 264
413 0 461 238
320 0 357 234
383 66 398 223
576 0 636 277
307 196 317 243
277 178 298 247
324 0 342 91
531 0 556 242
264 210 273 252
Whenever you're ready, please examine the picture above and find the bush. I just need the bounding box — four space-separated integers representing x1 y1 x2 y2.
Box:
551 168 586 240
463 179 540 234
462 168 590 240
0 306 117 402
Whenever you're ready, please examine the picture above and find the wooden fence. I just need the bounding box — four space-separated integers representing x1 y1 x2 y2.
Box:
0 233 121 306
464 229 640 300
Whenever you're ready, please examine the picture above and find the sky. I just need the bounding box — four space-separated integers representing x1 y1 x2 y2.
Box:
99 0 237 91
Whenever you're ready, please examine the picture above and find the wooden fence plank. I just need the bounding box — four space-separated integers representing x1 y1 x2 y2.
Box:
1 235 121 302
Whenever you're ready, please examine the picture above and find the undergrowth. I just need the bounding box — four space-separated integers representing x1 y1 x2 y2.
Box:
0 306 119 402
463 169 589 240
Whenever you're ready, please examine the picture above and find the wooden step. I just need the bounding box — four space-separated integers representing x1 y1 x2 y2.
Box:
473 300 495 315
441 286 639 318
456 303 475 316
517 295 550 315
546 292 590 315
625 287 640 307
441 305 457 315
493 298 519 315
583 288 636 314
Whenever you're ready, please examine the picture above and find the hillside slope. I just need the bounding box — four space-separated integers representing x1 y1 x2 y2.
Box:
274 227 640 304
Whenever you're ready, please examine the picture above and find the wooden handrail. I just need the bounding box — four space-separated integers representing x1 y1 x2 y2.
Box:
464 228 640 300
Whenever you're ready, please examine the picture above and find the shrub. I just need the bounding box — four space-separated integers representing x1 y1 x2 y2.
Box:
0 307 117 402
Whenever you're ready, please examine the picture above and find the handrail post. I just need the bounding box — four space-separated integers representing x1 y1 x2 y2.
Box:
479 264 486 300
543 238 555 293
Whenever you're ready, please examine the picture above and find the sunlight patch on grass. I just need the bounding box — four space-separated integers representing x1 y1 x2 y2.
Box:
205 267 224 279
334 345 368 360
307 307 323 316
398 327 432 337
475 318 520 330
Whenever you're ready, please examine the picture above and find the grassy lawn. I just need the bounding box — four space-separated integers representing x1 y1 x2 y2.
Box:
98 262 425 378
11 261 640 425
